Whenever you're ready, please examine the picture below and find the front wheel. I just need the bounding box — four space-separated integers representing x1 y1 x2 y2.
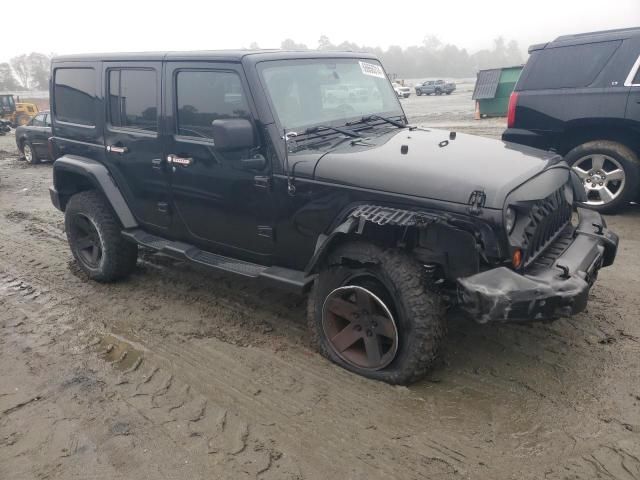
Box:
416 91 422 96
65 190 138 282
23 141 39 164
566 140 639 213
307 242 445 384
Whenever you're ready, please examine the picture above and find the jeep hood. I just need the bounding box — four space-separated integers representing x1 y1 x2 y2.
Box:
306 128 564 209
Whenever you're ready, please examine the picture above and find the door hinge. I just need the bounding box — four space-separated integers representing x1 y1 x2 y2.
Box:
467 190 486 215
254 176 271 189
257 225 274 239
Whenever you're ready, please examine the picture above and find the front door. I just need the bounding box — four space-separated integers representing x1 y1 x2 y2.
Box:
28 112 50 158
103 62 170 230
164 62 275 261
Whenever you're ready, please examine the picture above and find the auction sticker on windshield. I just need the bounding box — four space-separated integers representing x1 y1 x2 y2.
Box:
359 61 386 79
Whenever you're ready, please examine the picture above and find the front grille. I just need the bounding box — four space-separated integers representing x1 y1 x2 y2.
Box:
522 187 573 268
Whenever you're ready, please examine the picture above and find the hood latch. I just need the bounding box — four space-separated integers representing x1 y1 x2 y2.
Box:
468 190 486 215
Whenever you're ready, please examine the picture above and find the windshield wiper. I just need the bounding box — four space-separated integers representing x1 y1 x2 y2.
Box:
303 124 361 138
357 114 407 128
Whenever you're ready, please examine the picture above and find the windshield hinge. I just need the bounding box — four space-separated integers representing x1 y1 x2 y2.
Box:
467 190 486 215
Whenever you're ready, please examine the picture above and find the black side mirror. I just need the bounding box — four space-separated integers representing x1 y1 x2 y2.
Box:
211 118 256 151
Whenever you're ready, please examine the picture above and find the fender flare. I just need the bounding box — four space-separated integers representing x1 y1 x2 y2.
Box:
51 154 138 229
304 203 500 276
304 204 444 274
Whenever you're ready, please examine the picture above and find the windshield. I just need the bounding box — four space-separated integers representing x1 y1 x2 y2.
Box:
259 59 403 131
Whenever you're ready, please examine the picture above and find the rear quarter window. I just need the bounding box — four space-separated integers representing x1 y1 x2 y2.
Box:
519 41 621 90
53 68 96 126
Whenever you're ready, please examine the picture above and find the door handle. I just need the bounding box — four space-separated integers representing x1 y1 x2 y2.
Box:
151 158 163 170
167 154 193 167
106 145 129 154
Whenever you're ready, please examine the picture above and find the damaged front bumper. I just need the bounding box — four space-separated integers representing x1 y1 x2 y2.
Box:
457 208 618 323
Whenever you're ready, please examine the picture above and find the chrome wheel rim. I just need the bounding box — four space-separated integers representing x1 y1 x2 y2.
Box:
572 154 625 206
24 144 32 162
322 285 398 371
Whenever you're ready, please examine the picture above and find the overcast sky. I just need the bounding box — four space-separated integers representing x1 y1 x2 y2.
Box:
1 0 638 60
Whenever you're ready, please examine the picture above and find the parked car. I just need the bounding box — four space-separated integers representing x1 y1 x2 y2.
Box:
49 51 617 384
415 79 456 96
503 27 640 213
391 82 411 98
15 110 52 164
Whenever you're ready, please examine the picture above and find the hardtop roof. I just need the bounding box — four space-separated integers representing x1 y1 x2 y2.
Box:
52 49 380 63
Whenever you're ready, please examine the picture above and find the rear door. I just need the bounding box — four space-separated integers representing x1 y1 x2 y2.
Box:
164 62 275 261
624 53 640 122
102 62 171 231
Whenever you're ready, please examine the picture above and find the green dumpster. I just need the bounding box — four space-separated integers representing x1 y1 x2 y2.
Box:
472 65 523 118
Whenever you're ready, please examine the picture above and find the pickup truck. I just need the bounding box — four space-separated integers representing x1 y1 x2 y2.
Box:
415 79 456 96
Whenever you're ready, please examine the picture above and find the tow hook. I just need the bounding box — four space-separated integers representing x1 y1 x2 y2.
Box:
556 263 571 279
592 223 604 235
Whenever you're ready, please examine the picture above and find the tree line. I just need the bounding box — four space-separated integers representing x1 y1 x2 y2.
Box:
274 35 524 78
0 36 524 90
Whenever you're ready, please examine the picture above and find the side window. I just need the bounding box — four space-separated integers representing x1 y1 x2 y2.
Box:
521 41 621 90
54 68 96 125
108 69 158 132
31 113 45 127
176 70 249 139
633 58 640 85
45 114 51 127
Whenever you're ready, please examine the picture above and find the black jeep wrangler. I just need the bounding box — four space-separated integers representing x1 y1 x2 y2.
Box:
49 51 618 384
503 27 640 213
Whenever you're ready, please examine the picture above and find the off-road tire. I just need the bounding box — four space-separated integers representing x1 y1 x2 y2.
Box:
307 241 446 384
565 140 639 214
23 141 39 164
65 190 138 282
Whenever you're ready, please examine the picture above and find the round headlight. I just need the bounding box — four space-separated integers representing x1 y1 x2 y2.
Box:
505 207 517 234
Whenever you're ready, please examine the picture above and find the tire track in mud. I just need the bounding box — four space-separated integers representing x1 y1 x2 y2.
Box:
1 179 640 478
0 270 303 479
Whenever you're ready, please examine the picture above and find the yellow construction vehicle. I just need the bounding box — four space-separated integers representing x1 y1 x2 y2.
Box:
0 94 39 127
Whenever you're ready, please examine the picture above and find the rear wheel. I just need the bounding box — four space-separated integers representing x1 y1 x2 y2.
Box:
65 190 138 282
307 241 445 384
566 140 639 213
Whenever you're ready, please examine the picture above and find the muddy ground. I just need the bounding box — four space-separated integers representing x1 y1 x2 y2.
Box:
1 92 639 480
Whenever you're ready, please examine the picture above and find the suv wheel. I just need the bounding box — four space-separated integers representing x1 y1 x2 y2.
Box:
416 90 422 96
307 241 445 384
23 141 39 164
65 190 138 282
566 140 639 213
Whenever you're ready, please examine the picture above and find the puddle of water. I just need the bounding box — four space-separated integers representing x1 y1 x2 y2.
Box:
98 334 144 371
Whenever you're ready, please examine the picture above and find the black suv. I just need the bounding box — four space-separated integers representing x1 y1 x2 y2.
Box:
49 51 618 384
503 27 640 213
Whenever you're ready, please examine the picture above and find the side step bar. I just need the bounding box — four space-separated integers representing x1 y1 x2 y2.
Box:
122 229 314 293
